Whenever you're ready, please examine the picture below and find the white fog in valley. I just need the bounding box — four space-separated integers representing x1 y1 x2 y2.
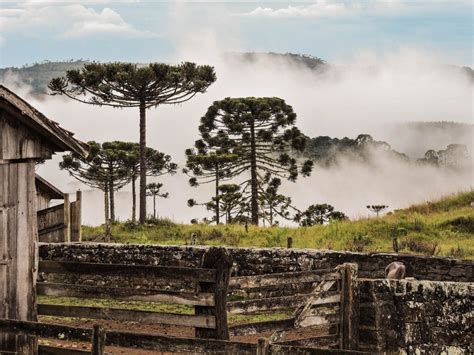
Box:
4 47 472 226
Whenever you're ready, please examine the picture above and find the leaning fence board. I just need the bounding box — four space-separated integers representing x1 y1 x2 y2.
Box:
105 329 257 354
38 345 91 355
38 304 216 329
37 283 214 306
39 260 216 282
228 293 310 314
229 271 339 291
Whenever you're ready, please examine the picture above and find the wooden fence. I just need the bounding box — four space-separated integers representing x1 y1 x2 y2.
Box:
0 319 373 355
37 191 82 243
228 263 359 351
36 247 232 343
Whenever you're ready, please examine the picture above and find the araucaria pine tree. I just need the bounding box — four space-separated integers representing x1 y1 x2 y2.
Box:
60 141 130 231
146 183 169 219
49 62 216 224
198 97 313 225
183 149 238 224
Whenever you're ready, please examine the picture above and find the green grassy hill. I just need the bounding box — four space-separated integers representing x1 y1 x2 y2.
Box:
84 190 474 259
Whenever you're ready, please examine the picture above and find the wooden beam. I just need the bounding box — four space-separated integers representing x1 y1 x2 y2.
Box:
38 260 216 283
91 325 105 355
195 247 233 340
104 330 257 354
63 194 70 243
0 318 93 341
38 345 91 355
37 283 214 306
339 263 359 351
38 304 216 329
229 271 339 291
229 318 295 336
228 293 310 314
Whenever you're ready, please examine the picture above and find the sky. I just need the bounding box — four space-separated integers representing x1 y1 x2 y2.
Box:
0 0 472 68
0 0 472 225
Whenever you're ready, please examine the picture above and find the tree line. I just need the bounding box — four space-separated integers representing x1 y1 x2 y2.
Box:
49 61 346 228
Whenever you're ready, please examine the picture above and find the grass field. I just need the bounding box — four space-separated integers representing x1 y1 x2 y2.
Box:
83 190 474 259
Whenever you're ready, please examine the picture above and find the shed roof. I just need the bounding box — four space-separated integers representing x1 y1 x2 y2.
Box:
0 85 88 157
35 174 64 200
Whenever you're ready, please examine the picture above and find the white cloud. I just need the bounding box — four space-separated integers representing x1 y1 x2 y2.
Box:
244 1 355 18
241 0 471 18
0 3 156 42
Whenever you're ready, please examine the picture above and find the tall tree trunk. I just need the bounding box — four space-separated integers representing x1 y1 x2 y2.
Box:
104 188 110 234
215 166 220 224
250 119 259 225
131 175 136 222
139 101 147 224
109 179 115 223
153 195 156 219
270 205 273 226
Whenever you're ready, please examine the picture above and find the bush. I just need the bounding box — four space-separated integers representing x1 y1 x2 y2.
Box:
399 235 439 256
440 216 474 233
347 234 371 252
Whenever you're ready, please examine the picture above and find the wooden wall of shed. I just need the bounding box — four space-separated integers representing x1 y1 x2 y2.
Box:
36 193 50 211
0 112 54 161
0 160 38 352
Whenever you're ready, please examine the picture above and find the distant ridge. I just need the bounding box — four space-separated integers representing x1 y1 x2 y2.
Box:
0 53 471 94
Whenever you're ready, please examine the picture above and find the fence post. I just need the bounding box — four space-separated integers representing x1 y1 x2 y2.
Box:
257 337 270 355
92 324 106 355
63 193 70 243
195 247 233 340
70 190 82 242
339 263 359 350
287 237 293 249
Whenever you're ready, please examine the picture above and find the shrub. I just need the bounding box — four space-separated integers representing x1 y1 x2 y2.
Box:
399 235 439 256
440 216 474 233
347 234 371 252
447 245 467 259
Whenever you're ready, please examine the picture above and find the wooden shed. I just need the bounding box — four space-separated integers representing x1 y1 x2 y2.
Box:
0 84 88 352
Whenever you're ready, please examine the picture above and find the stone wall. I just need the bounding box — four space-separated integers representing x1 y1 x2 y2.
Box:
358 279 473 354
39 243 474 282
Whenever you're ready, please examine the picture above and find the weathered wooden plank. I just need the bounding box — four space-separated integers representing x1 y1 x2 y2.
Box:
0 318 92 341
38 304 216 329
37 283 215 306
91 325 105 355
38 260 216 282
339 263 359 351
195 247 233 340
37 204 64 216
38 223 65 236
229 318 295 336
229 271 339 291
269 343 373 354
105 330 257 354
70 190 82 242
311 293 341 306
38 345 91 355
228 293 310 314
63 194 70 243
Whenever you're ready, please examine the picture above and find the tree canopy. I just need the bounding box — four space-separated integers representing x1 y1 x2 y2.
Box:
49 61 216 224
196 97 313 225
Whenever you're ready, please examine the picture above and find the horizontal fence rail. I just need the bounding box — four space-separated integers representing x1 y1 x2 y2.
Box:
39 260 217 282
37 304 216 329
37 282 214 306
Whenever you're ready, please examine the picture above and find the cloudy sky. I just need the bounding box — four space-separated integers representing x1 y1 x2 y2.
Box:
0 0 472 67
